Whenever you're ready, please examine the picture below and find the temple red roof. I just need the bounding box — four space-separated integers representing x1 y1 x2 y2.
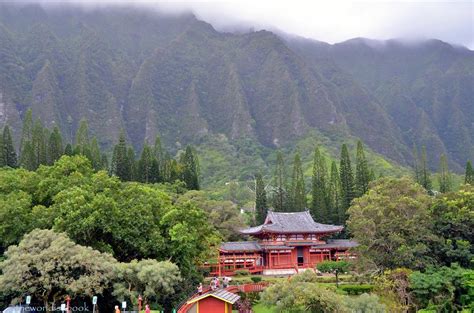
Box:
239 210 343 235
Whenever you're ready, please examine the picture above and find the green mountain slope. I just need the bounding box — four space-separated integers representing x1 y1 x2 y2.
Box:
0 4 471 185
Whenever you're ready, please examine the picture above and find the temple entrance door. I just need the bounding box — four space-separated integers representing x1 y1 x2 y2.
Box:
297 247 304 267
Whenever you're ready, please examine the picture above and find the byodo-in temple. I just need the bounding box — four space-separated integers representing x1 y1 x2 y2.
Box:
204 210 357 276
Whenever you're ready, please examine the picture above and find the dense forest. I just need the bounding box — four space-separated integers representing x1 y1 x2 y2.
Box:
0 3 473 313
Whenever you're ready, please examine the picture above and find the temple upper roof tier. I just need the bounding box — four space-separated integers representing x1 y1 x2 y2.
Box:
239 210 343 235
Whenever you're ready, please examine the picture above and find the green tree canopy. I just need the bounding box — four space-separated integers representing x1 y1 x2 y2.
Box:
2 125 17 167
290 152 306 211
113 259 182 309
465 160 473 185
339 144 355 214
0 229 116 310
347 177 435 270
255 172 268 225
355 140 371 197
311 147 328 222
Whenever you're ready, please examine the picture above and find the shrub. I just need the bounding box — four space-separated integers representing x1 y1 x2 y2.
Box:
235 269 250 276
251 276 262 283
340 284 374 295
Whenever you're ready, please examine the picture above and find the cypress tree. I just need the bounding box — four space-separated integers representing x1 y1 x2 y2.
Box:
339 144 355 214
180 146 200 190
138 144 155 183
465 161 473 185
153 135 164 182
438 154 452 193
328 161 342 225
101 154 109 172
48 126 63 165
420 146 432 192
64 143 73 156
89 137 101 170
31 119 47 169
0 131 4 167
127 147 137 181
413 144 421 184
311 147 328 222
75 119 89 155
19 109 34 169
111 132 130 181
255 172 268 225
272 151 287 211
290 152 306 211
3 125 17 167
19 109 33 156
355 140 370 197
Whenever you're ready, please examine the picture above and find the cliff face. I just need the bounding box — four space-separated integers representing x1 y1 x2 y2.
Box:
0 4 472 171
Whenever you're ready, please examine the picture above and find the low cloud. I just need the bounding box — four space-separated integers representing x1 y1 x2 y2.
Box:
8 0 474 48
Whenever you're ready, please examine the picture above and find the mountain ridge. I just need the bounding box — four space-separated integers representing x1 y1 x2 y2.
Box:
0 4 472 175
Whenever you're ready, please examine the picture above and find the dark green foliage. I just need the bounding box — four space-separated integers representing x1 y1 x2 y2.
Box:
438 154 452 193
329 161 342 224
355 140 370 197
89 137 101 170
290 152 306 211
410 264 473 312
111 132 131 181
64 143 73 156
339 284 374 295
47 126 63 165
127 147 137 181
339 144 355 214
75 119 90 155
311 147 328 222
138 144 156 183
255 172 267 225
420 146 432 192
429 185 474 267
317 260 350 287
180 146 200 190
465 160 473 185
2 125 16 167
272 151 287 211
250 276 262 283
31 118 47 169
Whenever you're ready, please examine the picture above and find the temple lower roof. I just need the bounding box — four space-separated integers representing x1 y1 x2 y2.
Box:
220 239 358 252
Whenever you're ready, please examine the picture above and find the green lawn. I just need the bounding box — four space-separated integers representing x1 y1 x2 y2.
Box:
252 303 275 313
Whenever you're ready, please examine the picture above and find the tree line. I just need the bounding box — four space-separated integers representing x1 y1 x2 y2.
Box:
0 109 200 190
255 141 374 226
255 141 474 227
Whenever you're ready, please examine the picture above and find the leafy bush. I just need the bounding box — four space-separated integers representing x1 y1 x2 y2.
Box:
251 276 262 283
340 284 374 295
317 261 350 274
343 293 386 313
235 269 250 276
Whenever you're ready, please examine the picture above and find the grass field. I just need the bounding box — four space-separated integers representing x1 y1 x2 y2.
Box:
252 303 275 313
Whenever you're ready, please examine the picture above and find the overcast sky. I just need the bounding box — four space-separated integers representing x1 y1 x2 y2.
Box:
14 0 474 48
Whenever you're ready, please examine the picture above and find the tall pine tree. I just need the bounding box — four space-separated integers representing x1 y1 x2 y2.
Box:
339 144 355 215
272 151 287 211
153 135 164 182
328 161 341 225
138 144 156 183
2 125 17 167
465 161 473 185
290 152 306 211
180 146 200 190
255 172 267 225
412 144 421 184
127 147 137 181
111 132 131 181
75 119 90 155
19 109 34 169
355 140 370 197
89 137 101 170
420 146 432 192
31 119 47 169
311 147 328 222
438 154 452 193
47 126 63 165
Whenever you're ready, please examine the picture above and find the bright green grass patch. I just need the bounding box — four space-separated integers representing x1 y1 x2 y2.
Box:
252 303 276 313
